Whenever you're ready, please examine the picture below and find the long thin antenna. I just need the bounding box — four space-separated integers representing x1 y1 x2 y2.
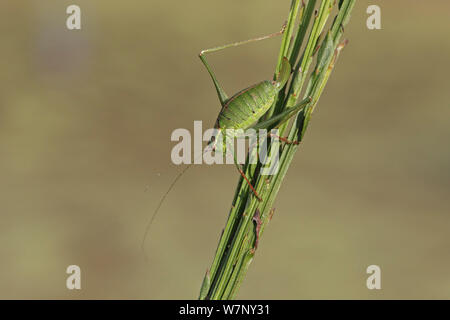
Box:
141 163 193 259
141 142 216 260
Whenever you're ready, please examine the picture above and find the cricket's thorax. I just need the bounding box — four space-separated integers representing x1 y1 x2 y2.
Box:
214 80 277 130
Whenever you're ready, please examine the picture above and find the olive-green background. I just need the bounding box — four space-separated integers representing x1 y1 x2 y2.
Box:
1 1 449 299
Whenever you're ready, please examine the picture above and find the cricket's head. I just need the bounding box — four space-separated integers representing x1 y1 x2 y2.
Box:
273 57 291 92
207 135 217 151
207 128 227 154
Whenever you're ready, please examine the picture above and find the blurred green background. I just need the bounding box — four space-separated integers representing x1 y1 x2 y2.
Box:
0 0 449 299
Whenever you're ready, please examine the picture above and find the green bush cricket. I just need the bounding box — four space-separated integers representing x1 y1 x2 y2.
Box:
142 24 312 253
199 24 312 200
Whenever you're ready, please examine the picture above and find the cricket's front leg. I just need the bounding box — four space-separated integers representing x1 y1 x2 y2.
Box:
199 23 287 108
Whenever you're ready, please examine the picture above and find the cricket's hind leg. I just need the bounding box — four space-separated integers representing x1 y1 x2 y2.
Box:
198 23 287 107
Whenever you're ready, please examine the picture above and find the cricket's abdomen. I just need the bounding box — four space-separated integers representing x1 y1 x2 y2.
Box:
215 80 277 130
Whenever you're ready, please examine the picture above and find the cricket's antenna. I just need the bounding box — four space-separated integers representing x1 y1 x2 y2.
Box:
141 163 193 259
141 143 215 261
